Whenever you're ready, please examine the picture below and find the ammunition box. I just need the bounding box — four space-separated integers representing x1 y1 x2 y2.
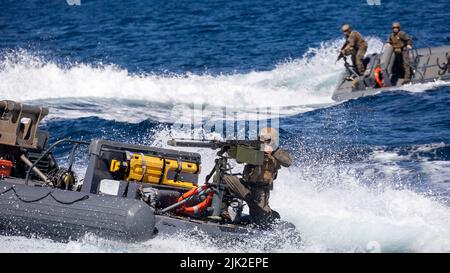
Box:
230 145 264 165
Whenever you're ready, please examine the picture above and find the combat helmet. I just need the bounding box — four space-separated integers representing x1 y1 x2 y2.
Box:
392 22 401 29
341 24 352 33
259 127 279 152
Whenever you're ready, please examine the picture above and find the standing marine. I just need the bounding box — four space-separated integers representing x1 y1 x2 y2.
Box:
386 22 413 84
218 127 292 226
339 24 368 76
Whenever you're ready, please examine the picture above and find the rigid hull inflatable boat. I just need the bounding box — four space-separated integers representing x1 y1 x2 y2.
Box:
332 44 450 101
0 100 299 244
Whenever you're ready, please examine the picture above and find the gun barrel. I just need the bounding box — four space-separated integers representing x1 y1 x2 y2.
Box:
167 139 220 149
167 139 261 150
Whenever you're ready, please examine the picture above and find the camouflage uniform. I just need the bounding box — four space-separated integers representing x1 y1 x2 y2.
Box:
387 31 413 81
221 148 292 225
342 31 368 75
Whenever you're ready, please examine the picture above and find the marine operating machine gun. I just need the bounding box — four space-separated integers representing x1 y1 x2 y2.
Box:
164 138 264 222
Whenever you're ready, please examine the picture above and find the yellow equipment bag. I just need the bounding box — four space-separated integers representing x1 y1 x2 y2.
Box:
110 152 200 190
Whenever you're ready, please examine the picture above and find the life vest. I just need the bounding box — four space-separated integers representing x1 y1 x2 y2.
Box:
373 67 384 87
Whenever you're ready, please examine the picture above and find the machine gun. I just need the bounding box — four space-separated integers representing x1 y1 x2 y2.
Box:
336 40 349 64
336 52 345 64
164 138 265 221
336 42 361 79
335 52 360 80
167 138 264 166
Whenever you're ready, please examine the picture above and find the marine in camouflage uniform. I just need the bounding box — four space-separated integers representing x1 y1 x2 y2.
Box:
386 22 413 83
220 128 292 226
340 24 368 75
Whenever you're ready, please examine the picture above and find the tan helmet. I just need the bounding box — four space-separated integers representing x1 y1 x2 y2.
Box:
259 127 279 152
392 22 401 29
341 24 352 33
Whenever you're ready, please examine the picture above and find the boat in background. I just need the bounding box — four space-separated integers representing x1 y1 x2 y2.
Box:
332 44 450 101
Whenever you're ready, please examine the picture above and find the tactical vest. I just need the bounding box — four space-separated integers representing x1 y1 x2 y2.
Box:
243 153 280 190
388 31 411 52
347 31 368 49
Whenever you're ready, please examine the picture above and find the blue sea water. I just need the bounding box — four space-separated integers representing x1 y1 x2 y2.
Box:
1 0 450 252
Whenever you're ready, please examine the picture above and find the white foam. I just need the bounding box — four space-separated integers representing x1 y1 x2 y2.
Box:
1 127 450 252
370 143 449 163
371 150 410 162
1 39 450 252
3 163 450 253
419 161 450 185
271 165 450 252
400 81 450 93
1 37 447 123
0 39 351 122
149 128 450 252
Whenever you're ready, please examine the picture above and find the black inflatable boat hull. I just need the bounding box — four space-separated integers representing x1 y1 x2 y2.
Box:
0 180 156 242
0 178 300 244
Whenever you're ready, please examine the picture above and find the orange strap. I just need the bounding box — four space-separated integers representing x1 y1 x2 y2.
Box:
177 185 213 215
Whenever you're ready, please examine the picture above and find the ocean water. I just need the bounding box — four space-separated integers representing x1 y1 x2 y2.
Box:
1 0 450 252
